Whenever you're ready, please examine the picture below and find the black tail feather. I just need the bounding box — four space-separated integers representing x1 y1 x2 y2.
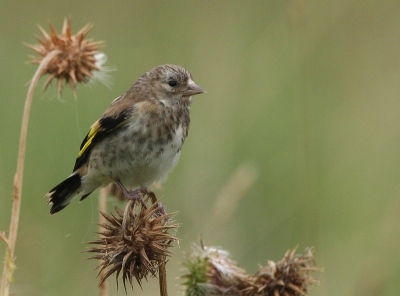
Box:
47 174 81 214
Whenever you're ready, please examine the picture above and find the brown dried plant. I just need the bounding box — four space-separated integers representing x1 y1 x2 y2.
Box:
0 19 107 296
88 196 178 293
246 248 320 296
26 18 105 93
182 242 321 296
182 242 251 296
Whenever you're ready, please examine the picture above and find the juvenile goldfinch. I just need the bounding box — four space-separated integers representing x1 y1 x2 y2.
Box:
46 64 205 214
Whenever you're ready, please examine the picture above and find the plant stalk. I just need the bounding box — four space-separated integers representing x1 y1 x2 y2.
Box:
159 256 168 296
98 186 109 296
0 50 61 295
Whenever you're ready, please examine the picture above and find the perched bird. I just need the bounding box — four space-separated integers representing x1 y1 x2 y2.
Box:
46 64 205 214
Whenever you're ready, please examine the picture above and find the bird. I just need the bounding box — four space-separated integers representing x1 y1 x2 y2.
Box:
46 64 205 214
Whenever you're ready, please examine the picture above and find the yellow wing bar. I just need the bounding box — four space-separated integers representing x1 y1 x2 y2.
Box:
78 121 100 157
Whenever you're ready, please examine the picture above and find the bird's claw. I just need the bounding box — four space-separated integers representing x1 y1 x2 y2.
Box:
124 188 148 207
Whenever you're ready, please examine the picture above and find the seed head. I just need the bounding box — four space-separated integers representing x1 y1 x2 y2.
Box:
26 19 106 93
247 248 321 296
88 199 178 291
182 241 251 296
182 243 321 296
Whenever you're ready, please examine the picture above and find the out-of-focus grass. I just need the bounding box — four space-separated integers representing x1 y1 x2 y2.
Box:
1 1 400 295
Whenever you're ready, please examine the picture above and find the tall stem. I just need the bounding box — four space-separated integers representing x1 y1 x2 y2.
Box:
159 256 168 296
98 186 109 296
0 50 61 295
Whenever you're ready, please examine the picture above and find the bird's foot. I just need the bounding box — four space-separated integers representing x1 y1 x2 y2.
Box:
115 180 168 220
125 188 148 199
115 180 147 206
124 188 148 207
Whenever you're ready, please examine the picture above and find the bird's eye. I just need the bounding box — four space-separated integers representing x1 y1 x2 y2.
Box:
168 80 178 87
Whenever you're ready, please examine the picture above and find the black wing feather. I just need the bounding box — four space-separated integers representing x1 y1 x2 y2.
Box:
73 109 132 171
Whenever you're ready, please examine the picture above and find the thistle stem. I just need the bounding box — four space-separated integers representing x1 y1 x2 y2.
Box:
159 256 168 296
98 185 110 296
146 191 169 296
0 50 61 295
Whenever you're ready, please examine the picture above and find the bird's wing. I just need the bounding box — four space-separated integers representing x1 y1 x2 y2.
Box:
73 96 134 171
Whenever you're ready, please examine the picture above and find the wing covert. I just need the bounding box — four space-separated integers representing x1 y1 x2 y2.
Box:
73 107 133 171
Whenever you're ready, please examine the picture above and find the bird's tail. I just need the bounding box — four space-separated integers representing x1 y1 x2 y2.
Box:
46 173 81 214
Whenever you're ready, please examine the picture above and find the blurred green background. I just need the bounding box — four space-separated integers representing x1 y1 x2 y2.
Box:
1 1 400 295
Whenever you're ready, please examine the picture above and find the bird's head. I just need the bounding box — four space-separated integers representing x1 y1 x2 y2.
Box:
148 64 205 104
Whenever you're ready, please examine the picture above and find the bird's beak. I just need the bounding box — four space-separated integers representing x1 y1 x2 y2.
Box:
183 80 206 96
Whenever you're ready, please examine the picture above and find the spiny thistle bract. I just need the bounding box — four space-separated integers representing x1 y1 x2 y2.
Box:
182 242 252 296
26 19 108 93
246 248 320 296
88 197 178 291
182 242 321 296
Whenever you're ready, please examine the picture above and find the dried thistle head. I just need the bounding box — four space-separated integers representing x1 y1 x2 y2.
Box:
182 241 251 296
248 248 321 296
182 243 321 296
26 19 109 93
88 199 178 291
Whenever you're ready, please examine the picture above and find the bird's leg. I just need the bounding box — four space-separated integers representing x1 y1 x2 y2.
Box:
115 181 168 220
115 180 147 207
